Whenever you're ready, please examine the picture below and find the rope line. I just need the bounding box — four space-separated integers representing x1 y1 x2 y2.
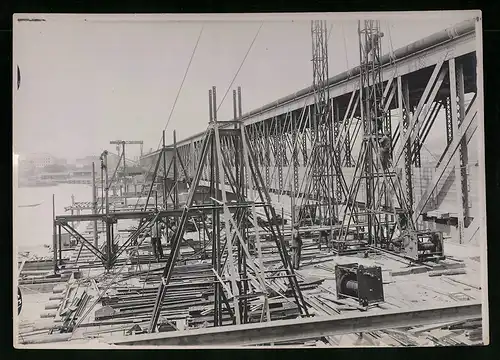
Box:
216 23 263 112
133 25 204 210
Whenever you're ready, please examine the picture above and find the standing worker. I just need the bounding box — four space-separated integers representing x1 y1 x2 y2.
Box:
150 221 165 262
158 222 165 259
379 134 392 171
165 224 175 248
365 31 384 63
291 226 303 270
376 105 386 134
318 229 329 251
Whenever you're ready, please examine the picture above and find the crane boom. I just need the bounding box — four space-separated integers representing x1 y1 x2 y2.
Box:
110 140 144 145
109 140 144 207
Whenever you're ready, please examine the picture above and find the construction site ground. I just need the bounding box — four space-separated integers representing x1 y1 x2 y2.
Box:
16 215 484 347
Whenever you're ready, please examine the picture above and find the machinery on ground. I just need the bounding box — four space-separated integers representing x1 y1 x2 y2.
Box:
391 230 445 262
335 263 385 307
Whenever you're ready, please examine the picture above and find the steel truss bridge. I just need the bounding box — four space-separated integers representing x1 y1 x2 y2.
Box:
140 18 481 245
48 17 484 342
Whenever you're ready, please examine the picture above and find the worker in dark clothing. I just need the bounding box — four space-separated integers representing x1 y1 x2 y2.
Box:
430 232 443 254
165 225 174 248
291 227 303 270
398 213 408 231
318 229 329 250
158 223 165 258
150 222 164 262
376 105 385 134
379 134 391 170
168 225 177 248
365 31 384 61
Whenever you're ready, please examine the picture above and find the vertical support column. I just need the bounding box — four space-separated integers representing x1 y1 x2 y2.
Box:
92 162 98 248
100 160 104 212
214 128 242 325
383 87 393 137
189 140 195 179
282 121 289 167
272 120 278 194
123 142 128 207
232 88 243 321
334 100 343 206
173 130 179 210
58 224 62 266
52 194 57 273
210 86 223 326
449 59 466 243
386 110 394 159
413 131 422 168
104 154 109 215
402 79 413 215
292 111 299 197
344 130 353 166
456 62 470 228
162 130 168 210
237 87 248 322
277 118 284 197
358 20 375 245
214 87 223 327
233 90 238 120
343 94 354 168
237 87 243 118
301 115 308 166
155 189 158 215
444 96 453 162
238 87 246 192
208 88 218 326
238 89 245 196
445 96 453 146
102 151 112 269
71 194 75 229
326 97 335 227
291 175 296 237
265 122 271 189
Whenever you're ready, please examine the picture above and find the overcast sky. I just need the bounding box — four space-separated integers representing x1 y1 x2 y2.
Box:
13 12 477 161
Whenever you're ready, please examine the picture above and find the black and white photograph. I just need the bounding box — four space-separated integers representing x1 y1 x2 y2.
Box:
12 11 488 348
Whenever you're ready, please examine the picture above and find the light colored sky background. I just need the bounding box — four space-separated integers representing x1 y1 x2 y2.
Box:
13 12 477 161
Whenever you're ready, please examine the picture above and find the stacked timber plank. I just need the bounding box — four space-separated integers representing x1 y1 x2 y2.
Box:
16 215 485 347
62 260 324 336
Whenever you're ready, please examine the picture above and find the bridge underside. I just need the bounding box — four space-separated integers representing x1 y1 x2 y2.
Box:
140 20 480 245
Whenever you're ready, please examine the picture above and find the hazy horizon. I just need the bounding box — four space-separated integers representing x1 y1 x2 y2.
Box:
13 12 477 160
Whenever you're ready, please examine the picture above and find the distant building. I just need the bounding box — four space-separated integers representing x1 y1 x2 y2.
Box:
75 153 123 170
39 172 69 182
19 153 56 170
18 153 68 175
54 157 68 166
75 155 101 169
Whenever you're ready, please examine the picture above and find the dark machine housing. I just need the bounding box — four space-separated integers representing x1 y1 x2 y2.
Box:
335 263 384 307
394 230 445 262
